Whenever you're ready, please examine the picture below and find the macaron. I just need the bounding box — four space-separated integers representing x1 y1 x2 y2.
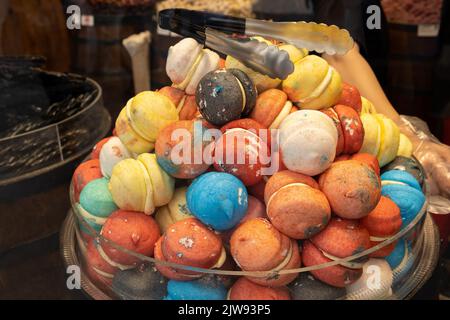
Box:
85 238 118 288
158 86 200 120
196 69 257 126
265 171 331 239
229 277 291 300
279 110 338 176
155 120 214 179
99 136 132 178
382 156 424 186
230 218 301 287
112 263 167 300
165 276 227 300
154 187 193 233
250 89 298 129
319 160 381 219
100 210 161 267
360 113 400 167
115 91 179 154
288 272 346 300
346 259 393 300
78 178 118 234
166 38 220 95
386 239 411 272
109 154 175 215
155 218 226 280
187 172 248 231
72 159 102 202
213 127 269 186
361 196 402 257
381 170 426 227
323 105 364 155
91 137 112 160
282 55 342 110
336 83 362 113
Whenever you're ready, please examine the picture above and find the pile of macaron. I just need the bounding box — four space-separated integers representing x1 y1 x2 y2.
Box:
71 36 427 300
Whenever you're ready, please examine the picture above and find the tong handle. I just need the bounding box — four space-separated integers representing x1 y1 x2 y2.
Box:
158 8 246 42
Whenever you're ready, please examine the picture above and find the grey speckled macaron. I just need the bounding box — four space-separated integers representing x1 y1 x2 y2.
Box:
196 69 257 126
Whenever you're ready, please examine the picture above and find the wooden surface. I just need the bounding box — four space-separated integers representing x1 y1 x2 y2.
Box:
1 0 71 72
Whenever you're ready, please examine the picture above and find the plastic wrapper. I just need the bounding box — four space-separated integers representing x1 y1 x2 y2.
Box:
400 115 450 199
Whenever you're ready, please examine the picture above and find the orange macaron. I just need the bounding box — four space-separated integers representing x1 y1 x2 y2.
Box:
264 171 331 239
229 277 291 300
230 218 301 287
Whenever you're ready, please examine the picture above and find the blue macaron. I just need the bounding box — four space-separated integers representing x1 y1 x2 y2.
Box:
382 156 424 186
79 177 118 232
381 170 425 227
187 172 248 231
385 239 413 279
165 276 227 300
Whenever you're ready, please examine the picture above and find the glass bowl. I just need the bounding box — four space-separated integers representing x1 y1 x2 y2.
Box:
61 158 440 300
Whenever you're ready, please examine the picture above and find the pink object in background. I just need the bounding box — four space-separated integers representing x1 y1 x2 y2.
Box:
429 196 450 255
381 0 444 25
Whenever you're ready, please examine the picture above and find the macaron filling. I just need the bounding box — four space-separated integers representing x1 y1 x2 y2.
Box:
173 50 205 90
77 204 108 227
269 101 293 129
136 160 155 215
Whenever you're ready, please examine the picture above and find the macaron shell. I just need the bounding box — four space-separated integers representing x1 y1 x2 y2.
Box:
322 108 345 156
91 137 112 160
154 236 201 281
264 170 319 204
166 38 203 84
289 272 347 300
374 114 400 167
299 69 342 110
230 218 291 271
155 120 213 179
282 55 330 103
278 44 308 64
166 276 227 300
360 113 381 156
302 240 362 288
279 110 338 141
229 277 291 300
311 217 371 259
129 91 179 143
382 156 424 186
350 153 380 176
162 218 223 269
319 160 381 219
247 240 301 287
137 153 175 207
187 172 249 231
99 136 132 178
116 106 155 154
229 68 258 116
381 170 421 190
72 159 103 202
179 95 200 120
336 83 362 113
250 89 288 128
185 49 220 95
85 240 118 287
100 210 161 266
109 159 148 213
334 105 364 154
158 86 185 108
281 125 337 176
80 178 118 218
267 184 331 239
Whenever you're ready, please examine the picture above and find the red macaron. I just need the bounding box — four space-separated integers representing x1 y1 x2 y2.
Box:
229 277 291 300
72 159 103 202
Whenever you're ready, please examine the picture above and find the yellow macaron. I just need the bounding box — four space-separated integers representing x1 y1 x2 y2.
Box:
360 113 381 156
397 133 413 157
361 96 377 114
109 155 175 215
375 114 400 167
